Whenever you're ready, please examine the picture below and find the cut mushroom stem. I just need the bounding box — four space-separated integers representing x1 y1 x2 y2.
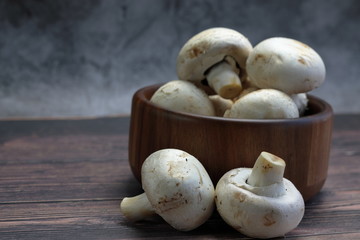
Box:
247 152 286 187
120 193 155 222
206 60 242 99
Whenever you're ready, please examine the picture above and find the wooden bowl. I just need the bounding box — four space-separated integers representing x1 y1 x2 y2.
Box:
128 84 333 201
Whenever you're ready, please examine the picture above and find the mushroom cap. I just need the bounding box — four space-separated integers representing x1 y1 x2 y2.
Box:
141 149 215 231
235 86 259 101
150 80 215 116
215 168 305 239
224 89 299 119
291 93 309 116
246 37 326 94
176 27 253 82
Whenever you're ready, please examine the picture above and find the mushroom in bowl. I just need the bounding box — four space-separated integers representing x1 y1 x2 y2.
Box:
224 89 299 119
177 27 253 99
246 37 326 95
150 80 215 116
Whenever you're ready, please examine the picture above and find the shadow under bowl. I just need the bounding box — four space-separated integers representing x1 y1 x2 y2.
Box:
128 84 333 201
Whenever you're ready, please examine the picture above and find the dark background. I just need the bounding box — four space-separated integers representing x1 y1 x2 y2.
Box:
0 0 359 117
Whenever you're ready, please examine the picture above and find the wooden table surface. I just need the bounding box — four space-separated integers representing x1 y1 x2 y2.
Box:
0 114 359 239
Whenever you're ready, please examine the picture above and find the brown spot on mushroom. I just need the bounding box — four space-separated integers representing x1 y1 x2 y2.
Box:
254 54 266 62
179 152 189 158
157 192 188 213
263 212 276 226
168 163 174 174
262 163 273 172
298 57 307 65
193 165 204 185
234 191 246 202
188 46 205 58
234 210 243 219
198 192 203 202
288 40 313 57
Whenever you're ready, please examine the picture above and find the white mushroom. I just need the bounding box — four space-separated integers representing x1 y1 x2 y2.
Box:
236 86 259 100
290 93 309 116
224 89 299 119
209 95 233 117
215 152 305 239
150 80 215 116
120 149 215 231
177 27 253 99
246 37 326 94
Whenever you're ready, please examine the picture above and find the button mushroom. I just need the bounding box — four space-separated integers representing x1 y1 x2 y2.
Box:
150 80 215 116
120 149 215 231
215 152 305 239
176 27 253 99
291 93 309 116
246 37 326 94
224 89 299 119
209 95 233 117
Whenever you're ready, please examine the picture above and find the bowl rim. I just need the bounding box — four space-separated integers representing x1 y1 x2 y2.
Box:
134 83 333 124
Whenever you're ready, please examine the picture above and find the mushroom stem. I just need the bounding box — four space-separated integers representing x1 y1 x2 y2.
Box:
206 60 242 99
247 152 286 187
120 192 155 222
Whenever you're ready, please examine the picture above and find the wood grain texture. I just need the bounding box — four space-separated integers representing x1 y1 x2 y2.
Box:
0 115 359 239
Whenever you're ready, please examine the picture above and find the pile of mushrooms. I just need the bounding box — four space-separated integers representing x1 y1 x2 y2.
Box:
150 27 326 119
121 27 325 237
121 149 305 238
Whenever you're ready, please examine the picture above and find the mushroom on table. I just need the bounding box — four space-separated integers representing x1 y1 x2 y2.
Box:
177 27 253 99
215 152 305 239
120 149 215 231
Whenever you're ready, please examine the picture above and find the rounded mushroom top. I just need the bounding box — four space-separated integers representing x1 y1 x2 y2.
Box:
176 27 253 82
141 149 215 231
215 152 305 238
224 89 299 119
291 93 309 116
215 168 305 239
246 37 326 94
150 80 215 116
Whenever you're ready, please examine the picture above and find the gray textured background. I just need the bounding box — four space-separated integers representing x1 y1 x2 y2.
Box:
0 0 359 118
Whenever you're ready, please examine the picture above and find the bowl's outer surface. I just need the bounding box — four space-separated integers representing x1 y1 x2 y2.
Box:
128 84 333 201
